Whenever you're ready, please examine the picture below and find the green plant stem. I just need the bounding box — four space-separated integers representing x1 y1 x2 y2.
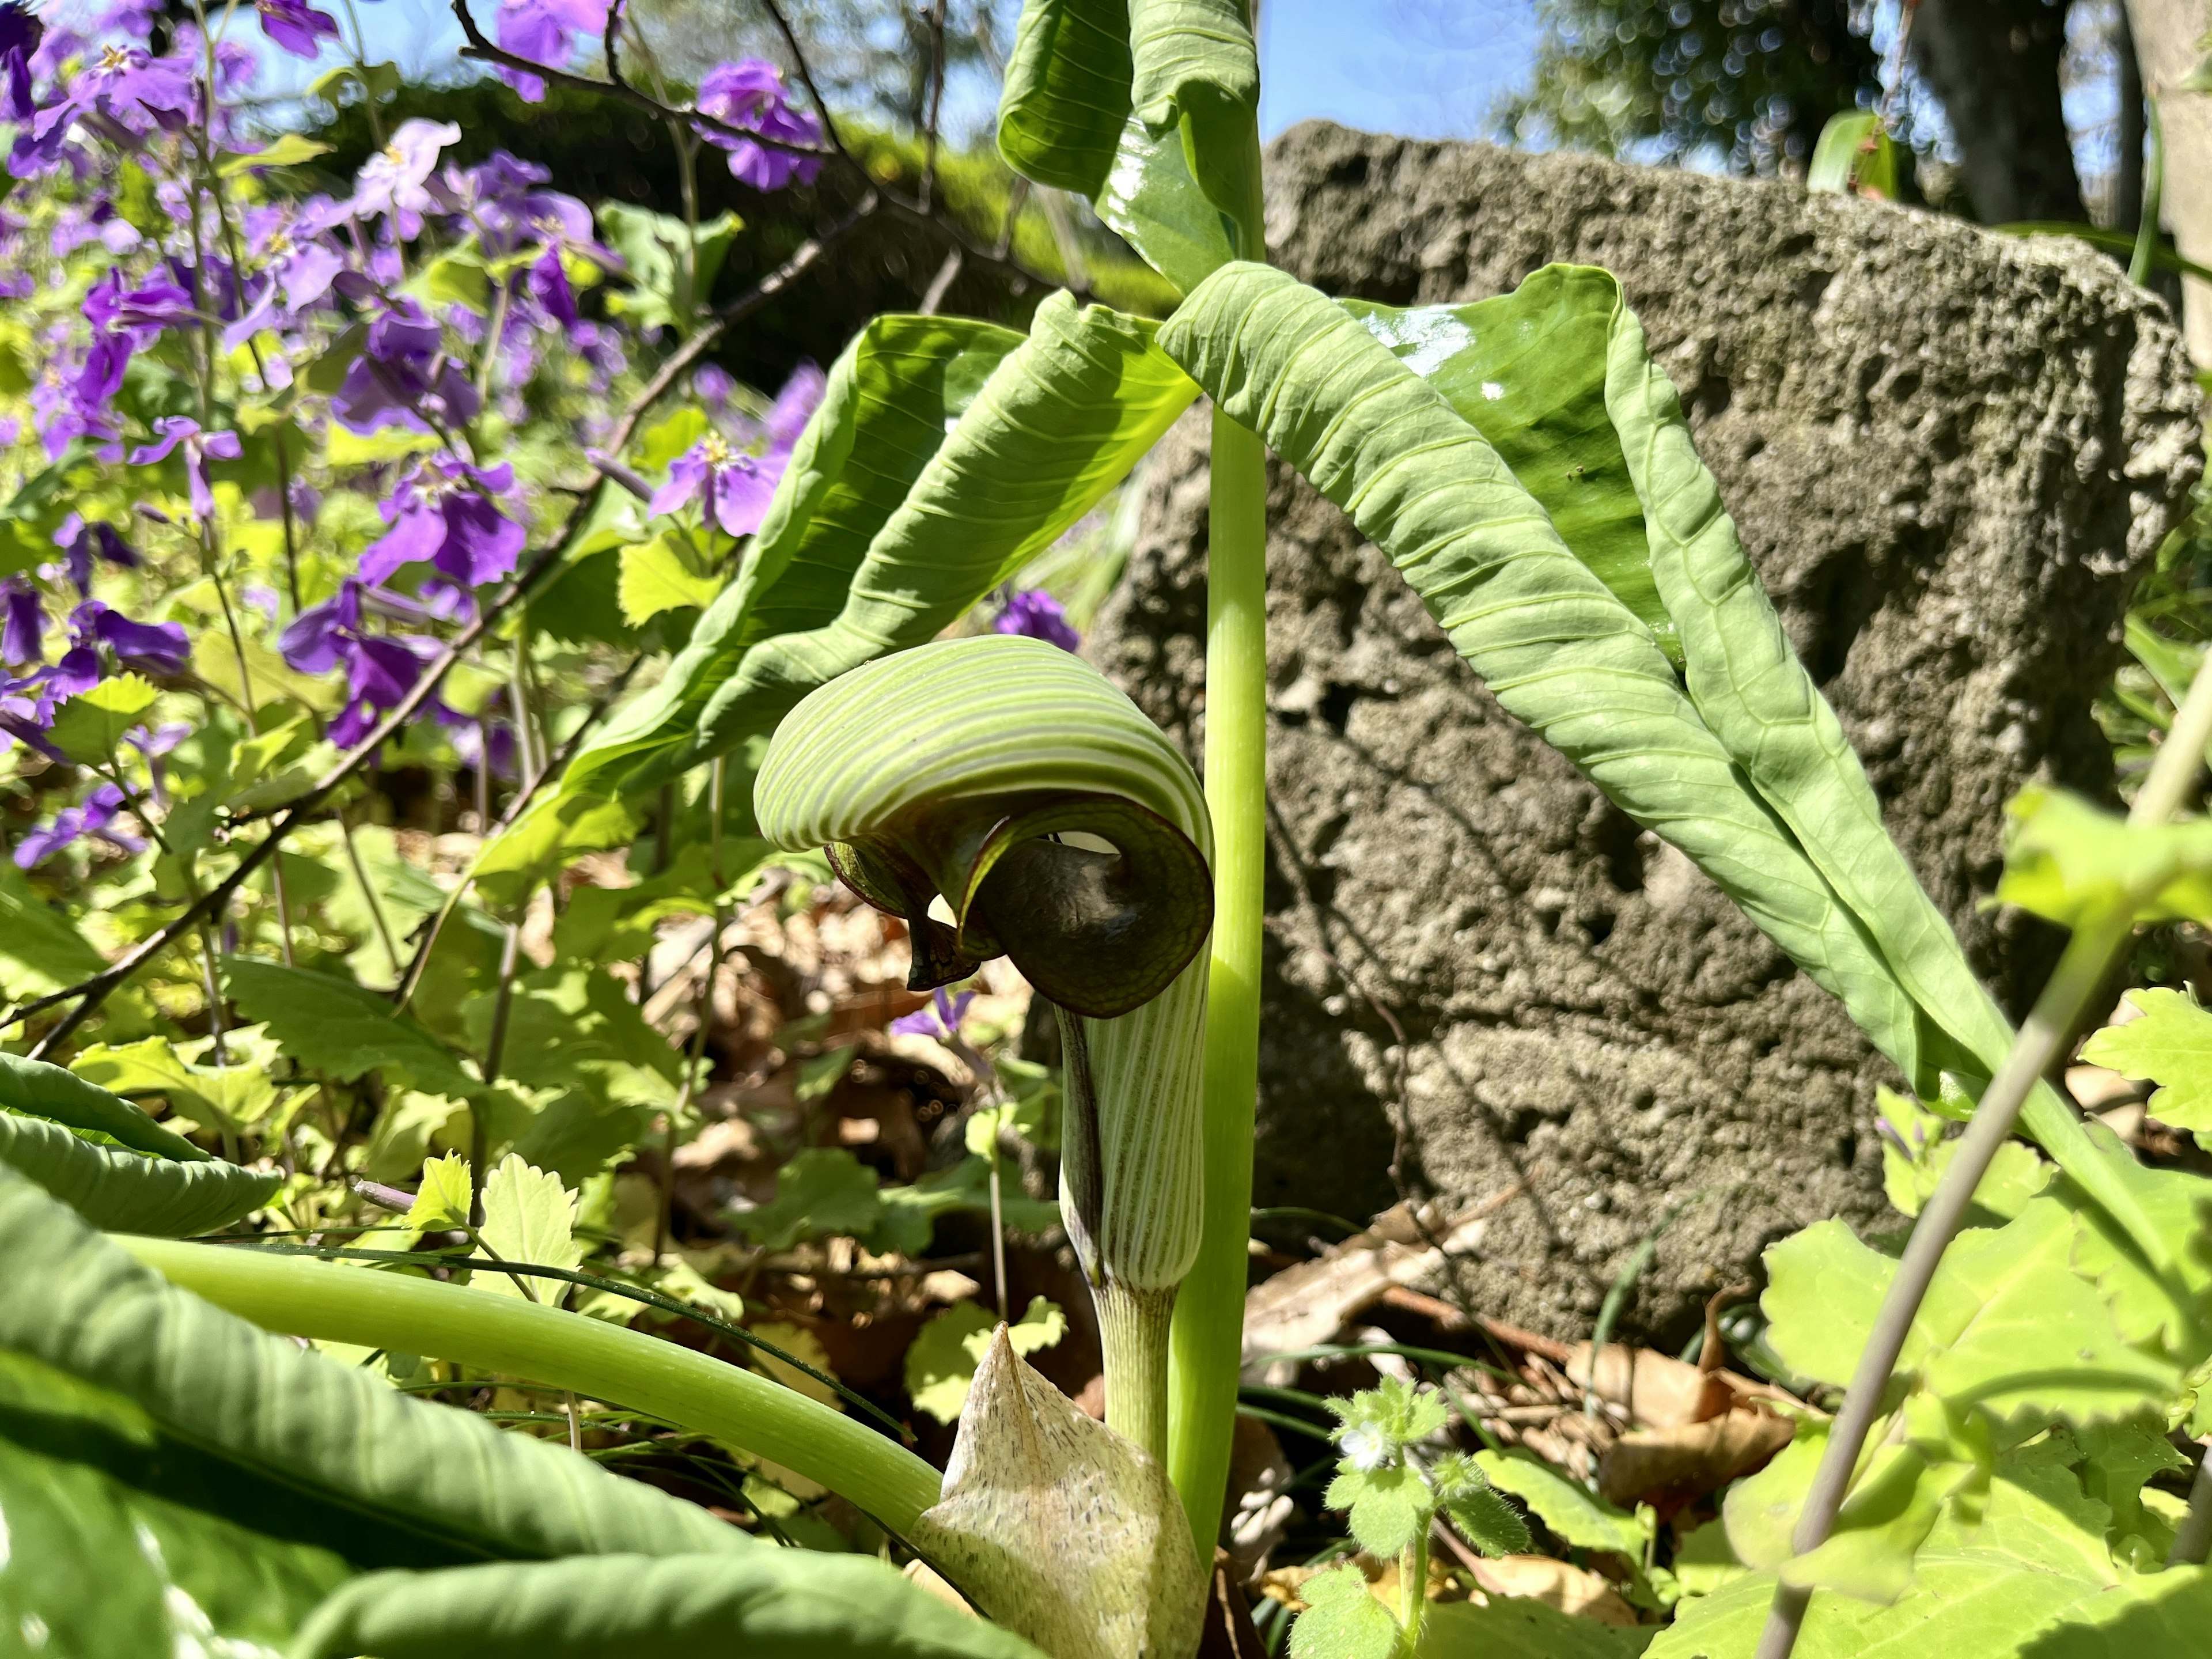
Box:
1400 1517 1430 1652
2132 98 2165 289
119 1236 942 1534
2170 1438 2212 1567
1754 653 2212 1659
1097 1282 1175 1465
1166 406 1269 1560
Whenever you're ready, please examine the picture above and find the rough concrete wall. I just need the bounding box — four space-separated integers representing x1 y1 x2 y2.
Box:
1088 123 2205 1345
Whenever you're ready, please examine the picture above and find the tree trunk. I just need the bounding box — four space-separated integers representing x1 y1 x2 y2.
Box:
1910 0 2087 224
2128 0 2212 364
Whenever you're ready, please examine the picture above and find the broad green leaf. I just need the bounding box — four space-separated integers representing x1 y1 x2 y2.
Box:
222 956 484 1100
905 1296 1069 1425
2061 1153 2212 1359
290 1551 1046 1659
1807 111 1899 198
0 1048 207 1161
1290 1563 1402 1659
1999 786 2212 928
47 672 157 764
0 1110 276 1233
1158 262 1926 1090
2082 990 2212 1137
734 1146 882 1252
471 791 639 915
2021 1562 2212 1654
875 1153 1062 1257
411 240 491 312
618 530 725 624
1672 1518 1749 1600
0 1166 748 1656
1476 1449 1651 1558
1125 0 1262 237
0 855 109 999
1877 1086 2050 1222
1763 1201 2180 1430
681 296 1198 785
408 1151 472 1233
1097 108 1240 294
997 0 1132 197
1340 266 1676 661
70 1032 283 1137
638 407 710 471
1417 1597 1654 1658
472 1154 581 1301
559 313 1022 798
599 203 744 335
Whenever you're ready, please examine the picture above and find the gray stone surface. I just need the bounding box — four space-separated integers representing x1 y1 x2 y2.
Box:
1089 122 2206 1345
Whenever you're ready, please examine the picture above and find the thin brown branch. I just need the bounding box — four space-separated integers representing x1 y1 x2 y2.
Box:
748 0 854 165
921 0 948 213
601 0 627 87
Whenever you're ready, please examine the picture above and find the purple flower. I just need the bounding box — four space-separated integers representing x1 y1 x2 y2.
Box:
129 416 243 524
891 986 975 1040
694 60 823 190
14 44 195 174
73 600 189 676
328 300 479 434
0 2 43 122
84 266 195 339
358 457 526 597
55 513 139 596
693 363 736 410
278 577 363 673
1 577 41 664
329 632 439 747
993 589 1080 652
347 119 460 238
493 0 608 101
764 359 825 449
15 782 145 868
254 0 340 56
649 432 779 538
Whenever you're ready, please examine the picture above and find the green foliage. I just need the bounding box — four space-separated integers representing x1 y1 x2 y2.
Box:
1998 787 2212 928
407 1152 473 1233
1289 1564 1402 1659
904 1295 1068 1424
1476 1450 1652 1559
289 1552 1048 1659
0 1049 207 1162
597 202 747 335
1877 1087 2051 1222
1806 111 1900 198
222 957 484 1100
472 1156 583 1297
47 672 157 764
2081 990 2212 1143
0 1110 278 1234
734 1146 883 1251
1318 1379 1527 1563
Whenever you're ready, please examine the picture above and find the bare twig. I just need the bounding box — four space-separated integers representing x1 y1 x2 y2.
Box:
601 0 627 86
921 0 948 213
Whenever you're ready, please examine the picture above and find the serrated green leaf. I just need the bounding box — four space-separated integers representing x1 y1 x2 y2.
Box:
473 791 640 916
733 1146 880 1253
1289 1564 1402 1659
408 1151 472 1233
0 1165 747 1656
1999 786 2212 928
1878 1086 2050 1222
1432 1453 1532 1558
0 1048 205 1161
2020 1562 2212 1654
0 1110 276 1233
472 1155 580 1300
47 673 157 764
289 1551 1047 1659
1476 1449 1651 1558
618 532 725 625
221 956 482 1100
2082 990 2212 1136
904 1296 1067 1425
69 1033 282 1137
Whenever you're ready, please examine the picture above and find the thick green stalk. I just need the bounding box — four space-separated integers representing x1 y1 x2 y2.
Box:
1166 405 1268 1559
121 1237 943 1536
1096 1282 1176 1464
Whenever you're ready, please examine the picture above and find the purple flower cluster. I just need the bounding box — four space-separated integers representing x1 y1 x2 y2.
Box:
891 986 975 1041
14 781 145 867
650 360 821 537
993 590 1080 653
695 60 823 190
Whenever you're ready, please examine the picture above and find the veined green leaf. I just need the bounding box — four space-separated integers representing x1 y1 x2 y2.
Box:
47 672 157 764
222 957 484 1100
0 1110 276 1233
998 0 1133 197
289 1551 1046 1659
0 1048 207 1161
2021 1562 2212 1654
1476 1449 1651 1558
471 1155 581 1300
1291 1563 1402 1659
71 1032 284 1137
1126 0 1262 242
559 313 1022 798
683 296 1198 783
0 1166 747 1656
1157 262 1925 1083
2000 786 2212 927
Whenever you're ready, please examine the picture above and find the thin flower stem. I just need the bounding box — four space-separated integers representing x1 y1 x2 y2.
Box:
1401 1508 1430 1650
471 921 524 1226
337 813 403 982
1754 652 2212 1659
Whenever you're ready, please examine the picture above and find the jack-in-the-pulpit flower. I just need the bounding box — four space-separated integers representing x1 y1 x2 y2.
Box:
694 60 823 190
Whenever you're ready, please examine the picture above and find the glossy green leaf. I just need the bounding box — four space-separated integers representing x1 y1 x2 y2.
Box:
0 1166 750 1656
1158 262 1925 1090
223 956 484 1100
757 635 1211 1293
618 529 725 624
2082 990 2212 1137
997 0 1134 196
1126 0 1262 239
0 1111 277 1233
560 315 1020 801
1342 267 1677 662
1095 109 1240 293
289 1551 1047 1659
683 296 1198 782
0 1048 207 1161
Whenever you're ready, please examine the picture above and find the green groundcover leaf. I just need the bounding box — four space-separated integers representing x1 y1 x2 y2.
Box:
0 1165 745 1656
2082 990 2212 1138
0 1111 276 1234
0 1047 207 1161
222 956 483 1100
287 1552 1047 1659
1418 1596 1654 1657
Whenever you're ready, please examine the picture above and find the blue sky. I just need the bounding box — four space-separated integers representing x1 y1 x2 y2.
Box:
255 0 1544 145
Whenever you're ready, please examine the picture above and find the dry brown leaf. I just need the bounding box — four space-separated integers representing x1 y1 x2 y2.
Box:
1596 1406 1796 1507
1241 1207 1495 1375
1566 1342 1732 1429
1466 1555 1640 1627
